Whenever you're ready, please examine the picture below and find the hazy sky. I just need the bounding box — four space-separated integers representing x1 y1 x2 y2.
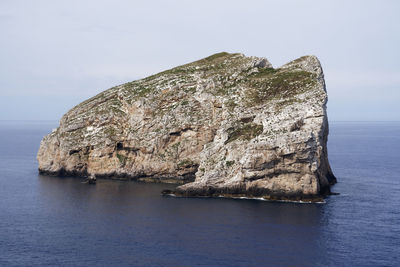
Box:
1 0 399 121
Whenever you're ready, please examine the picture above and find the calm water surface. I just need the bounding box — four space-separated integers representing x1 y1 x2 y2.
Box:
0 121 399 266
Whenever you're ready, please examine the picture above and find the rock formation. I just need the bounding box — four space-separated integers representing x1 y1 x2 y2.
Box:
37 52 336 201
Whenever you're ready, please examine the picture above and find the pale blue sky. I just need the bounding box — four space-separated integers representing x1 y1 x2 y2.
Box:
1 0 399 121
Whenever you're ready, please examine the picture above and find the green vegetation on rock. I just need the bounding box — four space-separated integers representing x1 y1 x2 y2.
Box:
226 160 235 167
116 153 128 166
245 70 316 105
225 123 264 144
177 159 195 168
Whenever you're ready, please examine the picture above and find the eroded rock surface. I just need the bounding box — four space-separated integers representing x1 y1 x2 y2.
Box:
37 52 336 201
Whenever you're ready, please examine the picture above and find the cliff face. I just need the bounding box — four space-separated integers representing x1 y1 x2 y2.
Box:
37 52 336 201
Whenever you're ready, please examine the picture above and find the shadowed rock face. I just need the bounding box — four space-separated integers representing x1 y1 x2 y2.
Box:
37 52 336 201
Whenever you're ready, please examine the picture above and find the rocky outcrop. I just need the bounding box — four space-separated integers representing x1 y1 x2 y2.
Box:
37 52 336 201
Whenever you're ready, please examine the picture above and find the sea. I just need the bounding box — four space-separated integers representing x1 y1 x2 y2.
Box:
0 121 399 266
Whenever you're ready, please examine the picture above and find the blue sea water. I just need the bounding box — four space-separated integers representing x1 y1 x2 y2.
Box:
0 121 399 266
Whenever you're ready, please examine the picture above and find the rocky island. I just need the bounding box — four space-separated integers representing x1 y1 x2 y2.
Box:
37 52 336 202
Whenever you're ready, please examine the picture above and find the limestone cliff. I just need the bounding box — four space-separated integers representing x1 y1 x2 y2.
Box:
37 52 336 201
